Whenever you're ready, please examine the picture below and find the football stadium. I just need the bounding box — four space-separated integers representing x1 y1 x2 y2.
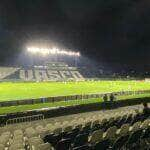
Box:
0 59 150 150
1 1 150 150
1 60 150 114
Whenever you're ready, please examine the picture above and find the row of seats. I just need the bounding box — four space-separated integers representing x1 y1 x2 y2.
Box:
44 113 150 150
0 128 52 150
0 104 144 150
0 106 138 135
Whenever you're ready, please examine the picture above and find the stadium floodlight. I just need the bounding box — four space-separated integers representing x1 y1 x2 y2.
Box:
27 47 80 57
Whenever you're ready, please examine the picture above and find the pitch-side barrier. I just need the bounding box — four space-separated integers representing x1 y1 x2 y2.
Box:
1 96 150 126
0 90 150 107
6 114 44 125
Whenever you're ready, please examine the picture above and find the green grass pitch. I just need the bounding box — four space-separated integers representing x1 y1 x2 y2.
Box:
0 80 150 114
0 80 150 101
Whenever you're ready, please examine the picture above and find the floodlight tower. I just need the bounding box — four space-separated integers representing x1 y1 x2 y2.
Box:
26 46 81 66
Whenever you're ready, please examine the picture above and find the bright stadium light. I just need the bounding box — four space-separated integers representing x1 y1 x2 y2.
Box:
27 47 80 57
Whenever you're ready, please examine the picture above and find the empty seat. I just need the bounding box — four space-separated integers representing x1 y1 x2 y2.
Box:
0 144 5 150
9 143 25 150
44 133 62 147
94 139 110 150
84 122 92 128
92 120 99 127
14 129 23 136
88 129 103 144
53 128 62 135
63 128 79 142
25 127 38 138
74 124 82 130
141 119 150 129
27 137 43 149
37 142 52 150
130 121 142 132
45 124 54 132
63 126 72 133
0 134 10 146
72 133 88 148
56 138 71 150
141 127 150 139
127 129 143 149
117 123 130 136
103 126 117 141
111 134 129 150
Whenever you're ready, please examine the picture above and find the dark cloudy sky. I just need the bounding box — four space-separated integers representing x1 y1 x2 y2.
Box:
0 0 150 68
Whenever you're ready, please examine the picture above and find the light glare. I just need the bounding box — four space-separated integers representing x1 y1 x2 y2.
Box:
27 47 80 56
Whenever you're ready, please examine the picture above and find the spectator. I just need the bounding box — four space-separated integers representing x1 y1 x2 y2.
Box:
110 93 115 102
143 102 150 118
103 94 108 102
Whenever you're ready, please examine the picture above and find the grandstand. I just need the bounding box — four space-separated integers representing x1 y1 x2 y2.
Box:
0 62 84 81
0 104 149 150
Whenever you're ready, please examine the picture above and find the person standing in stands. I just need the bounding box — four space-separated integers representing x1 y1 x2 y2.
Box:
142 102 150 118
103 94 108 102
110 93 115 102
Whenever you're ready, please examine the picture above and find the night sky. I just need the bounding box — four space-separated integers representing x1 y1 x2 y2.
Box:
0 0 150 69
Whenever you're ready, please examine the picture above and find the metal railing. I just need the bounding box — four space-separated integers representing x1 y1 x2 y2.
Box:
6 114 44 125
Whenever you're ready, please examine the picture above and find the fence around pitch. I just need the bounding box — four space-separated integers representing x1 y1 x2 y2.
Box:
0 90 150 107
6 114 44 125
4 96 150 126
